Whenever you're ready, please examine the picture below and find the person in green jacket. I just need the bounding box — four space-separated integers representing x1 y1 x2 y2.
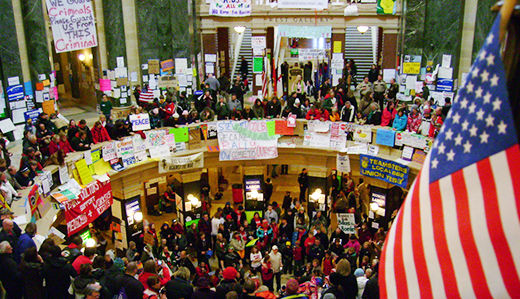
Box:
215 96 230 120
252 99 265 119
99 95 113 122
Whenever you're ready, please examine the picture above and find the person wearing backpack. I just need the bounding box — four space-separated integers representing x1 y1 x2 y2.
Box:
116 262 144 299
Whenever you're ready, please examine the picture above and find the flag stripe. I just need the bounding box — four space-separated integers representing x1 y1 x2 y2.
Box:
438 177 477 298
401 177 421 298
381 206 399 299
418 157 447 299
450 170 493 298
477 159 520 298
392 203 409 299
409 173 433 299
429 181 463 298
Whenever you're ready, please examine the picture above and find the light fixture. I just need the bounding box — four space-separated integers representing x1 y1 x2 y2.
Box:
250 189 259 199
85 238 96 248
88 54 93 60
357 26 369 34
234 26 246 34
133 211 143 222
188 194 200 208
370 202 380 211
78 53 86 61
310 188 323 202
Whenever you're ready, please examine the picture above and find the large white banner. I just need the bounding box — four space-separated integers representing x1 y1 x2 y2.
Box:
277 0 328 9
217 120 278 161
210 0 251 17
46 0 98 53
158 153 204 174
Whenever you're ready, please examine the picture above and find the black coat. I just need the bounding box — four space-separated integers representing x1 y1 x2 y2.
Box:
362 274 379 299
165 277 194 299
21 261 44 299
216 279 242 299
116 274 145 299
340 274 359 299
0 253 23 299
43 256 77 298
192 288 218 299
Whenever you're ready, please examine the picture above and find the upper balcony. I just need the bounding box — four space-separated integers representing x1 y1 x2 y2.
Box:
198 0 402 18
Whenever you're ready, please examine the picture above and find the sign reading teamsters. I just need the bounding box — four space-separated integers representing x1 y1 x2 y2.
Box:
360 154 410 188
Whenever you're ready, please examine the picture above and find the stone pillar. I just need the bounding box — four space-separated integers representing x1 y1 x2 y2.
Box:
3 0 27 81
20 0 51 82
217 27 230 78
92 0 108 71
102 0 126 69
458 0 478 79
122 0 141 101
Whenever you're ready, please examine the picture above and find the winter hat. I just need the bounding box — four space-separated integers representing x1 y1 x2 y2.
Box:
226 214 233 220
173 112 179 118
354 268 365 277
286 279 299 294
223 267 238 280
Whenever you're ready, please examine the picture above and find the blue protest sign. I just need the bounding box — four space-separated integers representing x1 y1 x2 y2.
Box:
24 109 41 122
376 129 396 147
360 154 409 188
437 79 453 92
24 82 33 98
6 85 24 101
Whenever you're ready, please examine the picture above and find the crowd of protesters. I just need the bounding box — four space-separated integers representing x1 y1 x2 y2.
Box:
0 62 437 299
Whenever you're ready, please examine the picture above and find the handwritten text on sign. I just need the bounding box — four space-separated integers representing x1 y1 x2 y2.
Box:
46 0 98 53
129 113 151 131
158 153 204 174
217 120 278 161
210 0 251 17
337 213 356 234
63 179 113 236
360 155 409 188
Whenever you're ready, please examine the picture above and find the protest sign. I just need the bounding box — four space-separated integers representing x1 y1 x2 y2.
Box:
210 0 251 17
275 120 294 135
158 153 203 174
46 0 97 53
303 131 331 148
102 142 117 161
63 179 113 236
376 128 396 147
169 127 189 143
145 130 167 148
160 59 174 71
307 120 330 133
28 184 42 217
129 113 151 131
6 85 24 101
360 155 409 188
277 0 327 9
337 213 356 234
217 120 278 161
353 125 372 143
337 154 351 173
149 145 171 159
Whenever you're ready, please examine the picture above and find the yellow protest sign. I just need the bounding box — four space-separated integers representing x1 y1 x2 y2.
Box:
402 62 421 74
75 159 93 185
333 41 342 53
42 100 56 115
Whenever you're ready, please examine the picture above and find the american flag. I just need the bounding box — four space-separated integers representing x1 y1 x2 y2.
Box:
139 89 154 102
380 16 520 298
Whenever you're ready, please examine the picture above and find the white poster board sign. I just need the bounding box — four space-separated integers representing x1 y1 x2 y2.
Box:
129 113 151 131
337 213 356 234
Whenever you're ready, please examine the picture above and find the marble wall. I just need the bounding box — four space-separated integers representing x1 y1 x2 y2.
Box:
21 0 51 81
472 0 496 61
103 0 127 69
0 0 22 79
403 0 464 72
136 0 192 65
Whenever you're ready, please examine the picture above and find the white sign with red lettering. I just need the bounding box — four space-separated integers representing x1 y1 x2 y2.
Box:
46 0 98 53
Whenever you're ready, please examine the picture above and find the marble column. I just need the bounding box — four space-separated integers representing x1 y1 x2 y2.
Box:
21 0 52 81
170 0 190 58
472 0 496 61
135 0 160 63
93 0 108 71
122 0 141 103
402 0 426 57
103 0 126 69
0 0 24 80
458 0 478 79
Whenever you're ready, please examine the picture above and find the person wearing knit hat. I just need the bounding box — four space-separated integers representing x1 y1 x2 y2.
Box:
322 272 346 299
193 276 217 298
354 268 369 299
216 267 243 298
280 278 304 298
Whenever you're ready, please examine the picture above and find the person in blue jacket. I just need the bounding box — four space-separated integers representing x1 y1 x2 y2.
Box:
392 108 408 131
15 222 36 263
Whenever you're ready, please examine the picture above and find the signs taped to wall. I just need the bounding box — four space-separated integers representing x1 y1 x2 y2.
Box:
210 0 251 17
46 0 98 53
158 153 204 174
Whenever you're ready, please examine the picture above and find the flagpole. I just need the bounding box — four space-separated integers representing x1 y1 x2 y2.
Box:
498 0 517 42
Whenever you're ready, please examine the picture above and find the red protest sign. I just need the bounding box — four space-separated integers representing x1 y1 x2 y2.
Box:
28 184 42 216
63 180 113 236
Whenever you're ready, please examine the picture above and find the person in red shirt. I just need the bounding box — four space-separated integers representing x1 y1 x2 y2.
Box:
91 121 111 144
261 256 274 292
293 240 304 270
139 259 171 289
58 133 74 155
304 234 316 255
48 135 60 156
72 247 96 274
321 251 334 276
306 106 322 120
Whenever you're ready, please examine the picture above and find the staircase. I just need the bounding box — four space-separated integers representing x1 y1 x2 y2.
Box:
345 26 378 80
237 28 254 83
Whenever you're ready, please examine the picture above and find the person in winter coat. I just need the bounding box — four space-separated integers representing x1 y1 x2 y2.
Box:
215 96 230 120
341 101 356 122
43 245 77 299
336 259 358 299
165 267 193 299
70 130 91 151
266 97 282 118
365 103 382 125
407 107 422 132
20 247 44 299
116 262 144 299
392 108 408 131
380 101 397 126
0 241 23 299
15 222 37 263
252 99 265 119
429 107 444 138
306 105 322 120
216 267 243 299
91 121 111 143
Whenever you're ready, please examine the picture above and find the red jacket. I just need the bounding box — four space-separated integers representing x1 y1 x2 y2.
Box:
91 126 111 144
306 109 321 120
72 255 92 274
48 141 59 156
58 140 74 154
380 108 397 126
139 268 171 289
